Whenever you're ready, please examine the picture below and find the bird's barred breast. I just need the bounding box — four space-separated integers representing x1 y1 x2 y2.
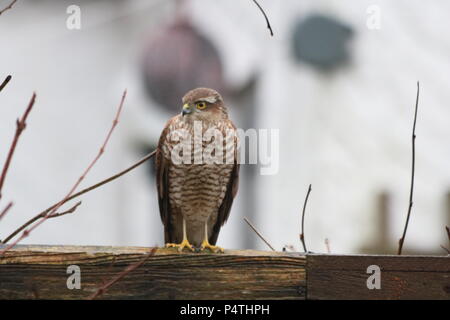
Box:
162 119 237 227
168 163 233 226
163 121 237 228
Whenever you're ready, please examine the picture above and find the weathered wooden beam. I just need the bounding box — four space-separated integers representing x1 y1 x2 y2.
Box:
0 245 306 300
307 254 450 300
0 245 448 300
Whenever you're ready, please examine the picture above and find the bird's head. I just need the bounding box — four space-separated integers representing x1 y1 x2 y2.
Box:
181 88 227 122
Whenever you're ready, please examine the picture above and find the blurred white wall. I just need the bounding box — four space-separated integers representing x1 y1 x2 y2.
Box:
255 0 450 253
0 0 449 253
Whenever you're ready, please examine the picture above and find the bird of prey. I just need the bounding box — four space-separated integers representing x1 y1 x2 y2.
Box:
156 88 239 253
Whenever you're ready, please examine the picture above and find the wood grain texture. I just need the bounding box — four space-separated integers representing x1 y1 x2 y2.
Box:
1 246 448 300
0 245 306 300
307 254 450 300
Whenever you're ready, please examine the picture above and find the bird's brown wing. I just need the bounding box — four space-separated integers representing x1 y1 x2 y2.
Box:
155 117 176 243
209 162 239 245
209 124 240 245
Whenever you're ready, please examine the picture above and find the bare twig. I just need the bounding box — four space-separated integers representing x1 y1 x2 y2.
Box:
251 0 273 36
398 82 420 255
47 201 82 218
299 184 312 252
2 150 156 244
0 202 13 221
0 0 17 16
244 217 275 251
0 90 127 255
88 247 157 300
1 202 80 242
0 75 12 92
0 93 36 201
324 238 331 254
441 226 450 254
446 226 450 243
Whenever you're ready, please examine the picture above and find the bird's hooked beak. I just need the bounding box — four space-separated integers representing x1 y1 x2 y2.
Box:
182 103 192 116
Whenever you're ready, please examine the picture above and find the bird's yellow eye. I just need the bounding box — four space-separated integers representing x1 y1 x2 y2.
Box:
196 102 207 110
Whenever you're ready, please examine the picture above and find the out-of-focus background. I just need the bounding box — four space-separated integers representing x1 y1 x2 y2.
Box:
0 0 449 254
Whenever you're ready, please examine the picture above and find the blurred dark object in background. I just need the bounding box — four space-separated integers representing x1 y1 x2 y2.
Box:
142 17 226 114
292 13 354 71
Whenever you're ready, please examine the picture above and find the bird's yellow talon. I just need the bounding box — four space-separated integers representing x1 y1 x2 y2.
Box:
165 239 194 252
200 240 224 253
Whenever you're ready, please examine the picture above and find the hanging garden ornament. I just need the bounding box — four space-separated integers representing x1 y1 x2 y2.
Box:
292 14 354 71
141 4 226 114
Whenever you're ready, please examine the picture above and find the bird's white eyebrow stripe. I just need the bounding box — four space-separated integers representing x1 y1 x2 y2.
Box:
198 96 217 103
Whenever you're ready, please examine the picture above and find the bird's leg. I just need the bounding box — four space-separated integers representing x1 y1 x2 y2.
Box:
166 218 194 252
199 221 224 253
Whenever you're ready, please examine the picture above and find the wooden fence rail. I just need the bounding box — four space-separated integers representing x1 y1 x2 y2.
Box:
0 245 448 300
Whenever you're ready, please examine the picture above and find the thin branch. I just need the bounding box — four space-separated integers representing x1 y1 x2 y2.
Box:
47 201 82 218
251 0 273 36
0 90 127 255
324 238 331 254
299 184 312 252
0 93 36 201
1 202 80 242
0 202 13 221
446 226 450 243
244 217 275 251
0 0 17 16
0 75 12 92
2 150 156 244
398 82 420 255
88 247 157 300
442 226 450 254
